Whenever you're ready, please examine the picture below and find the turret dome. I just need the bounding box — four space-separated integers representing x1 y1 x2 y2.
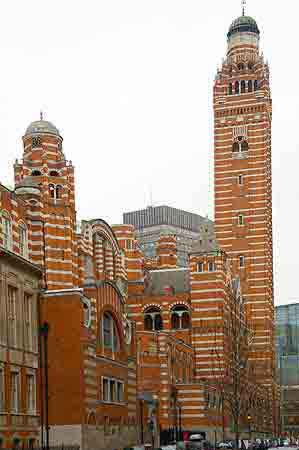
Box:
25 117 60 137
227 15 260 39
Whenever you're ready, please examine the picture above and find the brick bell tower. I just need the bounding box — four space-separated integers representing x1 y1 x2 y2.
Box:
14 115 78 290
213 7 275 397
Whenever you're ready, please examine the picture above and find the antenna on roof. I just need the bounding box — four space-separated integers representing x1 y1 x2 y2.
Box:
149 184 153 208
40 110 44 121
242 0 246 16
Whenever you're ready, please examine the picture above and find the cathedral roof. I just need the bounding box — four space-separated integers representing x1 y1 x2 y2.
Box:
25 119 60 137
227 15 260 39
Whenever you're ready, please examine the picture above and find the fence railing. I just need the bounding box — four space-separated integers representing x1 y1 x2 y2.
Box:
6 446 80 450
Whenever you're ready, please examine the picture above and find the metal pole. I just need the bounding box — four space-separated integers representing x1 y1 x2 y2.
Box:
179 405 182 441
140 400 144 444
41 322 50 450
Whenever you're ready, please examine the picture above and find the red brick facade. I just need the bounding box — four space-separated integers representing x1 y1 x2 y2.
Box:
0 9 278 450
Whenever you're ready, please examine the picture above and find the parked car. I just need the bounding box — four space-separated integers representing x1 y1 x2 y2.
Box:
186 437 213 450
217 442 233 449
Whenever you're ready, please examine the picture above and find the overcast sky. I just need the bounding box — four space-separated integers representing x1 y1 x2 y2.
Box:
0 0 296 305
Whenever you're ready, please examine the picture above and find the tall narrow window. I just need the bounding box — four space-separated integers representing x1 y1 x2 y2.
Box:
239 255 245 268
238 215 244 226
232 142 239 153
197 262 203 273
228 83 233 95
235 81 239 94
8 286 17 348
19 224 28 258
26 374 36 413
116 381 124 402
254 80 259 91
238 175 243 185
241 80 246 93
102 313 119 352
103 378 109 401
0 367 4 412
2 214 12 250
208 262 215 272
241 141 249 152
24 294 33 351
248 80 253 92
11 372 20 413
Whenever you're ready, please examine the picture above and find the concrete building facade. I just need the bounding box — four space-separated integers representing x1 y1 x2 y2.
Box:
276 304 299 436
123 206 214 267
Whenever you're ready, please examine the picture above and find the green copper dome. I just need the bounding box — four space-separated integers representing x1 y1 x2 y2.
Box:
227 15 260 39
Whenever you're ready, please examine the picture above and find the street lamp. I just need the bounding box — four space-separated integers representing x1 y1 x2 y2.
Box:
247 414 252 450
40 322 50 450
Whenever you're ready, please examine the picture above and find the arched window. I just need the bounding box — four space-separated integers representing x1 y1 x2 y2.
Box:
171 305 190 330
232 137 248 153
241 80 246 93
31 170 42 176
144 307 163 331
248 62 254 71
49 170 59 177
18 223 28 258
102 313 119 351
228 83 233 95
235 81 239 94
1 212 12 250
55 185 62 199
254 80 259 91
238 63 245 71
248 80 253 92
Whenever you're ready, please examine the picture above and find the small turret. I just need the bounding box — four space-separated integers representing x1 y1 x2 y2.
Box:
156 235 177 269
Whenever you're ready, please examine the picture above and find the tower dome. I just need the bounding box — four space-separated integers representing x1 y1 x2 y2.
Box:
25 116 60 137
227 15 260 39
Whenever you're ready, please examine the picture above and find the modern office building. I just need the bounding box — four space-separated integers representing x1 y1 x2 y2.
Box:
123 205 215 266
276 304 299 435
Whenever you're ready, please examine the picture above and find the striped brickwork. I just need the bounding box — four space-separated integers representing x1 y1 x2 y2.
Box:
214 25 276 430
3 123 139 450
14 132 79 291
189 251 229 381
156 235 177 269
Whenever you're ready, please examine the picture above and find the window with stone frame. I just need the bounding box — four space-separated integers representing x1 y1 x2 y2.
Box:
102 377 124 404
8 286 17 348
19 223 28 258
26 374 36 414
24 294 33 351
10 371 20 413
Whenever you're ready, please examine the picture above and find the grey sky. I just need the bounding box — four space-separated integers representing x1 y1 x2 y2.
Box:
0 0 295 305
